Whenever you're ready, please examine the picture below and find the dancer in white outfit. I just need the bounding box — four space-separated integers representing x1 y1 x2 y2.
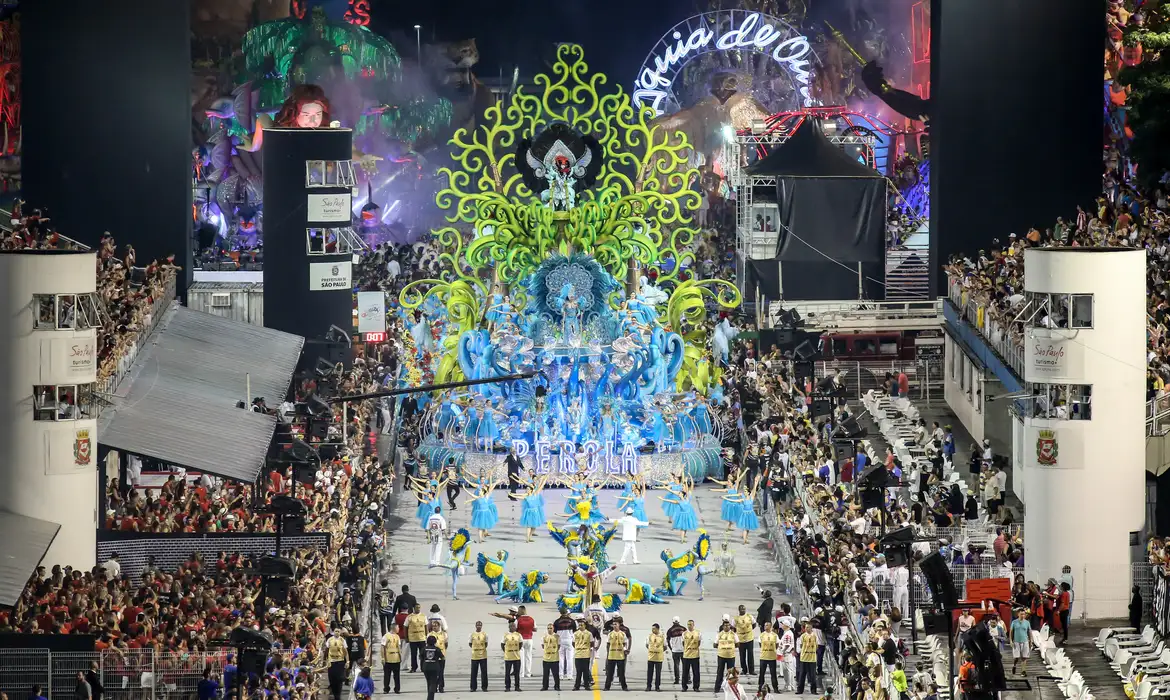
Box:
778 620 796 691
891 564 910 633
613 509 649 565
425 509 447 566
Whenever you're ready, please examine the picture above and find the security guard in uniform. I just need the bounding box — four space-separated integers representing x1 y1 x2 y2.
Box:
735 604 757 675
715 620 738 692
603 620 628 691
682 620 702 691
758 621 780 691
572 624 595 690
541 623 561 691
468 620 489 691
646 623 666 692
429 621 448 692
325 626 349 700
501 622 524 691
380 626 403 693
406 605 428 672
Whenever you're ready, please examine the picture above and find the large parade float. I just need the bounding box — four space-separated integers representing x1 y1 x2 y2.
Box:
400 45 742 481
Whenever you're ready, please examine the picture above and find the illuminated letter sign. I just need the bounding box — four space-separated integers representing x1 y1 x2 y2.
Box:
633 11 816 117
524 439 641 475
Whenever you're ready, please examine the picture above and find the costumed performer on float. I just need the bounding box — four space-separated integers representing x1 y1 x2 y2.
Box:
237 84 384 172
495 570 549 604
658 474 700 543
659 529 711 596
614 575 669 605
476 550 511 595
431 527 472 600
515 473 550 543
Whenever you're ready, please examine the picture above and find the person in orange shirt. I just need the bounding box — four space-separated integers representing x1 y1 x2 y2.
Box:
958 652 977 700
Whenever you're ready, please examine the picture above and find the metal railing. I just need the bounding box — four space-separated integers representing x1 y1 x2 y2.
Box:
950 275 1168 436
97 273 178 400
768 298 943 331
0 649 226 700
946 278 1026 378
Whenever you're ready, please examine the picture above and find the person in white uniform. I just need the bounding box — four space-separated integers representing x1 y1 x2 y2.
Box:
777 619 795 692
613 508 650 565
891 563 910 635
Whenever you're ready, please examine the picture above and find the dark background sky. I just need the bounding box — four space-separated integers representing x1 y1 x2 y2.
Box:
370 0 685 87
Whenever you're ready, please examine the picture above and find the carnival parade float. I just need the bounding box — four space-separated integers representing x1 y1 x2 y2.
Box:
401 45 741 482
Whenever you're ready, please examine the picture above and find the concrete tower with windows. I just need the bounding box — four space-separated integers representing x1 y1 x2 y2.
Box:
0 250 102 568
1018 247 1145 618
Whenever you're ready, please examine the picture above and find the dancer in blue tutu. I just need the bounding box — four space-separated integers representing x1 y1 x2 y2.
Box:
616 475 650 528
711 470 747 535
659 475 699 543
734 475 763 544
658 472 684 521
465 475 502 543
408 474 448 532
517 474 550 542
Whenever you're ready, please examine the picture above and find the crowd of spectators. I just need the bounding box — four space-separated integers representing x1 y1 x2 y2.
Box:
1 208 181 385
5 347 394 700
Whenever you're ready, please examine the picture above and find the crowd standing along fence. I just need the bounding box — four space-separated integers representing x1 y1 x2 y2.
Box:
0 649 227 700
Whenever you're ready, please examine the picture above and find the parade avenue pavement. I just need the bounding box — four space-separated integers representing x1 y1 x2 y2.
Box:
374 484 810 699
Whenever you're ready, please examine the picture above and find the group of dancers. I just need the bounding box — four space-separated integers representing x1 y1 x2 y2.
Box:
400 461 767 614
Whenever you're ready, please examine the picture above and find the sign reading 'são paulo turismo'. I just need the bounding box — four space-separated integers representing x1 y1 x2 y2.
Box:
633 11 816 117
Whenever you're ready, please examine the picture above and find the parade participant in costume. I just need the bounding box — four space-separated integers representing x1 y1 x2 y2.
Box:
614 575 669 605
476 550 511 594
431 528 472 600
657 472 685 521
465 475 502 542
717 541 738 577
735 476 763 544
712 471 748 535
495 571 550 604
517 474 550 542
548 521 619 570
659 475 700 543
616 475 650 528
409 475 447 534
660 530 712 596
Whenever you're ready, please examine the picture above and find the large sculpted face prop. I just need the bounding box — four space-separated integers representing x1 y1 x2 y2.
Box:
296 101 325 128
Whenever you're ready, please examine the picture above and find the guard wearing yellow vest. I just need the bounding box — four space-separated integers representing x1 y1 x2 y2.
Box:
758 621 780 691
468 621 489 692
502 622 524 691
715 620 738 692
405 605 428 672
645 623 666 692
682 620 702 691
541 623 561 691
380 628 402 694
325 628 348 700
735 605 757 675
603 621 628 691
572 626 594 691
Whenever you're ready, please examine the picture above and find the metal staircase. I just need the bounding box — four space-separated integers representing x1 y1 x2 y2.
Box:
885 241 932 301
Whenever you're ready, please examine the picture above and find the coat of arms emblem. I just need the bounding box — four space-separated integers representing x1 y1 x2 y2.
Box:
1035 429 1058 467
74 428 92 466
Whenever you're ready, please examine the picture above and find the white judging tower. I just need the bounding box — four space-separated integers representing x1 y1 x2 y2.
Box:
1020 247 1146 617
0 250 101 568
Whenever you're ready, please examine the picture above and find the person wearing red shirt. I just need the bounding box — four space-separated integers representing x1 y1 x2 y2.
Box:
1057 583 1072 644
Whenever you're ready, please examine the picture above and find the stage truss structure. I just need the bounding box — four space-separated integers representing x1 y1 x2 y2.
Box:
728 108 931 303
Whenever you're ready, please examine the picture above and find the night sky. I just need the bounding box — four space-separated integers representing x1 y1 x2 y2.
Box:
370 0 685 88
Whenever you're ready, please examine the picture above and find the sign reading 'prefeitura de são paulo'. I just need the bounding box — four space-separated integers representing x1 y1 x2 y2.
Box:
633 10 816 117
